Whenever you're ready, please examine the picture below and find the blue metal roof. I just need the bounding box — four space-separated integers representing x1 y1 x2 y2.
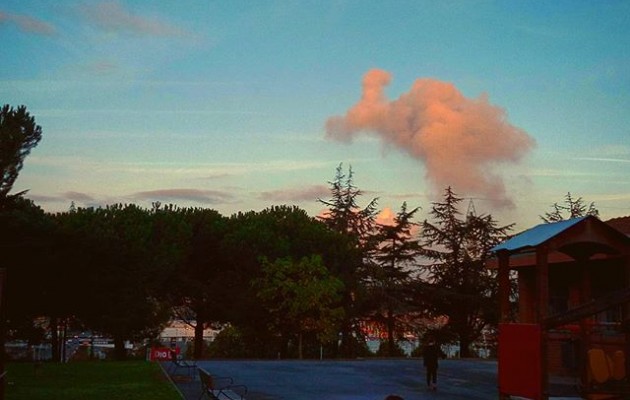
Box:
491 216 588 253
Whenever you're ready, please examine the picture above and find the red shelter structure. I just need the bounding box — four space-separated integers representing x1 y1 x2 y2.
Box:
490 216 630 399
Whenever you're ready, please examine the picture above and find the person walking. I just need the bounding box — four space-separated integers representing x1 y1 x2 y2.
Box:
423 337 443 391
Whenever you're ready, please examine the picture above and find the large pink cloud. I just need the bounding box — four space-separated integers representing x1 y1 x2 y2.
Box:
326 69 536 208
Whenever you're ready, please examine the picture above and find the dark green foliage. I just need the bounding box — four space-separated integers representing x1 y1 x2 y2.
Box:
206 325 248 358
3 158 522 363
0 104 42 199
540 192 599 223
254 255 344 358
0 197 58 346
341 335 374 358
206 325 279 358
368 202 422 356
420 187 512 357
317 164 379 357
374 340 406 357
221 205 349 357
52 204 178 359
318 164 379 242
166 206 230 359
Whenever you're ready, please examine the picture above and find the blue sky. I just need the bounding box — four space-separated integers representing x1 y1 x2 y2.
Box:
2 1 629 230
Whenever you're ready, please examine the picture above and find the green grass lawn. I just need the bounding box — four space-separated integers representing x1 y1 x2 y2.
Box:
5 361 182 400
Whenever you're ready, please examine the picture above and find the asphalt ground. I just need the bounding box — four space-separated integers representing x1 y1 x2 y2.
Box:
165 358 499 400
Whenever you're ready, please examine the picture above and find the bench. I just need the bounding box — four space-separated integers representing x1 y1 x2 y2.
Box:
198 367 248 400
167 350 196 379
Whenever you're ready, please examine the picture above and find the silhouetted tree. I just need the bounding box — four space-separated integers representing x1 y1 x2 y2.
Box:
0 104 42 202
168 207 230 359
58 204 173 359
420 187 512 357
369 202 422 355
0 197 58 356
541 192 599 223
318 163 379 357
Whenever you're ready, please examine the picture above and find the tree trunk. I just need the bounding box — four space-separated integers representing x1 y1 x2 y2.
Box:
193 320 205 360
50 316 60 362
113 335 126 360
60 318 67 363
339 288 356 358
459 336 472 358
386 308 395 356
298 332 303 360
279 331 290 359
340 325 353 358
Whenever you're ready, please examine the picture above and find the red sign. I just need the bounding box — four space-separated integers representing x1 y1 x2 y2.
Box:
149 346 179 361
498 323 542 400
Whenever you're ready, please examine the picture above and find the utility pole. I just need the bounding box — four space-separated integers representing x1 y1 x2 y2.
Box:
0 268 7 400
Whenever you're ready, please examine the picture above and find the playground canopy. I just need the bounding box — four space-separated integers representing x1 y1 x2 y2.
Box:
489 216 630 400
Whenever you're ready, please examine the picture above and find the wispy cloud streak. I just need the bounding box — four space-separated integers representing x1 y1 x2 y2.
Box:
62 191 95 202
575 157 630 164
80 1 188 37
0 10 56 35
131 189 234 204
259 185 329 202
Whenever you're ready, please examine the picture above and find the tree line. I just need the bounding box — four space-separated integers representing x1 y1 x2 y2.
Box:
0 104 597 361
1 168 512 360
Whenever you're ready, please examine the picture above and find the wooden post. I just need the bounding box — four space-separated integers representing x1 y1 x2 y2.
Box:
578 256 591 394
0 268 6 400
536 246 549 400
536 245 549 321
497 251 510 400
498 251 511 322
625 255 630 399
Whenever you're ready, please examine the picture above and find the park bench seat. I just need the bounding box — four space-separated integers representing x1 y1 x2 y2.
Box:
198 367 248 400
167 352 196 379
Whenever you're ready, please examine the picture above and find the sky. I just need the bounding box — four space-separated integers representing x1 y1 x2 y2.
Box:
2 1 629 231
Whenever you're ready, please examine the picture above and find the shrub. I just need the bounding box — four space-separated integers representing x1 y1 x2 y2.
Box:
374 341 406 357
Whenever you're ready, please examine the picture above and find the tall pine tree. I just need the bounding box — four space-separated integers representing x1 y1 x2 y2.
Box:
369 202 422 355
541 192 599 223
0 104 42 206
420 187 512 357
318 164 379 357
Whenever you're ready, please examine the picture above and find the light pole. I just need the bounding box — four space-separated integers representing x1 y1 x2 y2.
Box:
0 268 7 400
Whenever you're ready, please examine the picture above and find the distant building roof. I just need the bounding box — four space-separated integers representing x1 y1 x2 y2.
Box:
492 217 588 253
606 216 630 235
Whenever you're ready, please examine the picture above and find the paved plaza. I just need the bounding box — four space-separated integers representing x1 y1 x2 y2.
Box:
167 358 498 400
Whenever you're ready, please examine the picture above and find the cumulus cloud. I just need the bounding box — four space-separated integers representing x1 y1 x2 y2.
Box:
0 11 56 35
326 69 536 208
80 1 187 37
259 185 329 202
131 188 233 204
375 206 421 236
375 207 396 226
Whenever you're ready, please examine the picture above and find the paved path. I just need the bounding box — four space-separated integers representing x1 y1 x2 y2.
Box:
166 358 498 400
